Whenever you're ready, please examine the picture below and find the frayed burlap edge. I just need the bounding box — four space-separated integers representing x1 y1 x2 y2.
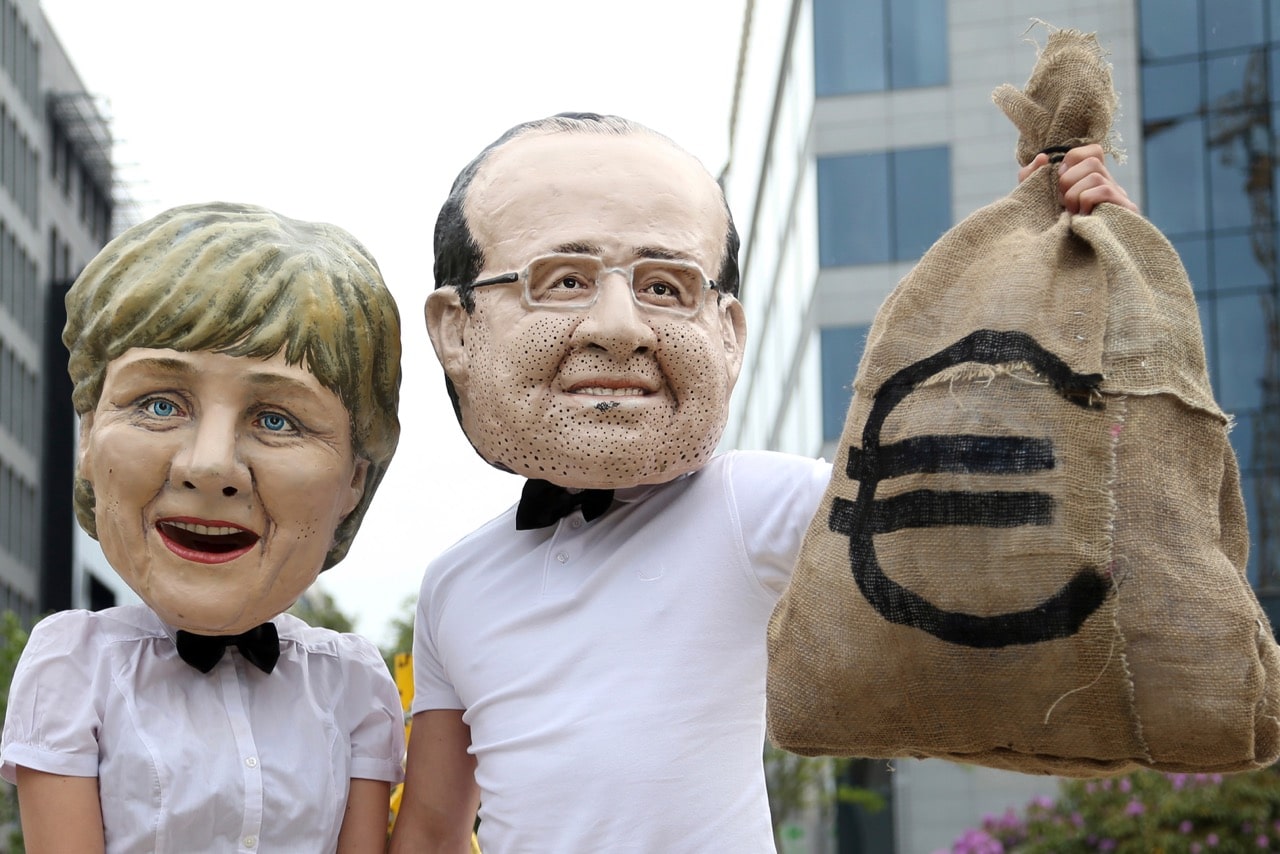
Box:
992 23 1124 166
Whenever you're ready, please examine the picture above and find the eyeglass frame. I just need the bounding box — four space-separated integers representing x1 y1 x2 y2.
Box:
457 252 720 318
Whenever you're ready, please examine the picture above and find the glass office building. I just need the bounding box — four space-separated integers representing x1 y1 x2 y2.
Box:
1137 0 1280 605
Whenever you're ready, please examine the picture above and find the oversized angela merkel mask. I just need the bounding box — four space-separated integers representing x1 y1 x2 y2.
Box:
64 203 401 635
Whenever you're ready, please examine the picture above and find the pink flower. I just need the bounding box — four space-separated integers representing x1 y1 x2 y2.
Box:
1180 820 1194 834
949 828 1004 854
1208 833 1220 847
1256 835 1269 849
1119 778 1132 793
1124 799 1145 816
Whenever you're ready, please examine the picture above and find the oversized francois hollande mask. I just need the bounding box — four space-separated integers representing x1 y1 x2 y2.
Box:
427 130 748 490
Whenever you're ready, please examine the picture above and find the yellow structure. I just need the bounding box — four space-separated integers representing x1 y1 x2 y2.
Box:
389 653 481 854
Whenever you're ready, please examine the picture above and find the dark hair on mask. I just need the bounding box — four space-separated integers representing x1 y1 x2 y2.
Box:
432 111 740 313
430 113 741 423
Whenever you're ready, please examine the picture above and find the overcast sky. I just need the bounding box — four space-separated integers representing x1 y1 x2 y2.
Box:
39 0 745 644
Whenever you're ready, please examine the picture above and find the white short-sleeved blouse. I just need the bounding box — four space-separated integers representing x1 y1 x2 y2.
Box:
2 605 404 854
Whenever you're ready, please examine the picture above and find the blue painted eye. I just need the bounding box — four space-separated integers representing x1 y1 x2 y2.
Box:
258 412 293 432
144 399 178 417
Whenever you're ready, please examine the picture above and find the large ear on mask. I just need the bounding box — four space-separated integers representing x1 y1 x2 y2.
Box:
425 288 471 385
340 458 370 521
718 295 748 387
77 411 96 480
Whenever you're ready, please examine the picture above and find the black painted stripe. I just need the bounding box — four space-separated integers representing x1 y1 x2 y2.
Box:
871 489 1055 532
831 490 1055 536
847 434 1055 482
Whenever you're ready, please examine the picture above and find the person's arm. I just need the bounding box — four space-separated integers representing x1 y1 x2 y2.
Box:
335 777 391 854
15 766 105 854
1018 142 1139 215
388 709 479 854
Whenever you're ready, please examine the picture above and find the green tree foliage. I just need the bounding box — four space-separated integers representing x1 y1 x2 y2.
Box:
379 595 415 674
942 766 1280 853
288 586 356 634
0 611 29 852
765 746 886 851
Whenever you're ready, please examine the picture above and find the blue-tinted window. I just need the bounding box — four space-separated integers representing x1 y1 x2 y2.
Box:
888 0 948 89
1206 51 1264 109
1142 61 1202 120
1273 48 1280 101
821 325 870 441
1203 0 1265 52
813 0 884 95
1144 117 1208 235
818 147 951 267
814 0 946 96
1208 122 1264 230
1171 235 1211 294
1215 291 1267 411
818 153 891 266
1140 0 1199 59
1139 0 1279 592
1213 231 1273 291
893 148 951 260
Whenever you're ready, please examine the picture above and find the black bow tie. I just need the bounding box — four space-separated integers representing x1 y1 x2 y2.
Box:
175 623 281 675
515 478 615 530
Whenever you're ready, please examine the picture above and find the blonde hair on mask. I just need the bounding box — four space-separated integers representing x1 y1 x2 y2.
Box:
64 201 402 569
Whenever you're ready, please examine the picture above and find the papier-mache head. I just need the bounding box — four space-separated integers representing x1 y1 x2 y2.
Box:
64 202 401 632
426 113 747 490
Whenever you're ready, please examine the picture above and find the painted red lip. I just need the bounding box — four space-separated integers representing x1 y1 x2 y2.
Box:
157 517 260 565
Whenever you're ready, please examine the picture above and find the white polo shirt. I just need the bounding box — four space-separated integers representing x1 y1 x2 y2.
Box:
415 450 832 853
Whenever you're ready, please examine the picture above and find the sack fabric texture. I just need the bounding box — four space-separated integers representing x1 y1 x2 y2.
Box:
766 27 1280 777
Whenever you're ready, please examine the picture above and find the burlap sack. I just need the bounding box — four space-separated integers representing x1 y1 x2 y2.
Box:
767 27 1280 776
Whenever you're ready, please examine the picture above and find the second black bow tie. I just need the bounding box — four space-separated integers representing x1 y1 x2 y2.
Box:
175 622 281 674
516 478 615 530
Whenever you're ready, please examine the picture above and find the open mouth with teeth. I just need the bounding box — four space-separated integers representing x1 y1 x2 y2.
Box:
571 386 648 397
158 519 261 564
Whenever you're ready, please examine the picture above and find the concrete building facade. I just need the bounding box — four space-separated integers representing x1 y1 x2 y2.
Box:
0 0 126 623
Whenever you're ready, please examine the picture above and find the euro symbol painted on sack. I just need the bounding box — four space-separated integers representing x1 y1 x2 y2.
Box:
829 329 1111 648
